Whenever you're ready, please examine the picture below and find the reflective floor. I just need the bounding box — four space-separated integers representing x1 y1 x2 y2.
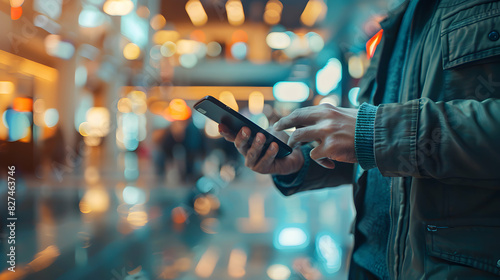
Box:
1 147 355 280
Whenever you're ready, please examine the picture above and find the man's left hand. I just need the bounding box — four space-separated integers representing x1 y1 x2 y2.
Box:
273 104 358 169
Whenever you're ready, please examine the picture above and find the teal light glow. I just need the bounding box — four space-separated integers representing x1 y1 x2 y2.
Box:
74 94 94 132
122 113 139 151
34 0 62 20
231 42 247 60
79 5 106 28
348 87 360 107
316 233 342 274
124 151 139 181
6 111 30 141
316 58 342 95
274 226 310 249
44 108 59 128
122 186 146 205
306 32 324 53
273 81 309 102
121 11 148 48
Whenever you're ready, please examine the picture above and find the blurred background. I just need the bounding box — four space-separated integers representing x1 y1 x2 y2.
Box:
0 0 395 279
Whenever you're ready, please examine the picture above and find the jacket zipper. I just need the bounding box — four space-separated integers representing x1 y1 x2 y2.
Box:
426 225 450 232
386 178 396 279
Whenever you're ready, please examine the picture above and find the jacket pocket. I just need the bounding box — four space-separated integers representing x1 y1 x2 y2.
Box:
425 224 500 276
441 9 500 69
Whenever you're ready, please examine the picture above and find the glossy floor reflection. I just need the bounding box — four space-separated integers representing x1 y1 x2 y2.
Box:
1 151 355 280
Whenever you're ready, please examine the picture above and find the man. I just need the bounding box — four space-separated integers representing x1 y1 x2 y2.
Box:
220 0 500 278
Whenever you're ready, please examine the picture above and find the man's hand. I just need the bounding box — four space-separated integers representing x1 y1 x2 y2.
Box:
218 124 304 175
274 103 358 169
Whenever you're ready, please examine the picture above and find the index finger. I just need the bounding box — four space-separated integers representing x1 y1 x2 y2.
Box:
287 126 322 148
274 107 320 131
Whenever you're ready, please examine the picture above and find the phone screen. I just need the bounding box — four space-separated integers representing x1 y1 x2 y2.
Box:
193 96 292 158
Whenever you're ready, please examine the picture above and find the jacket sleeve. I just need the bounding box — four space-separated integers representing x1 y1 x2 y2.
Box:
273 144 354 196
374 97 500 185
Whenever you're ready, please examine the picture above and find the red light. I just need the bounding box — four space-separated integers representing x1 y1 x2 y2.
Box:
366 29 383 59
11 6 22 20
13 97 33 112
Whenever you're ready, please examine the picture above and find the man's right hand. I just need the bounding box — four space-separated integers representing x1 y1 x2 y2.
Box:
218 124 305 175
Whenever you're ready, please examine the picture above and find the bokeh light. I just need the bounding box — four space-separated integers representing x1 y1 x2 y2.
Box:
316 58 342 95
103 0 134 16
43 108 59 128
123 43 141 60
266 32 291 49
0 81 15 95
185 0 208 26
231 42 247 60
150 14 166 30
273 81 310 102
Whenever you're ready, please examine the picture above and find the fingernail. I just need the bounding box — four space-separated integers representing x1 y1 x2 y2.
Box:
273 122 279 129
256 135 263 144
242 130 248 138
269 144 276 151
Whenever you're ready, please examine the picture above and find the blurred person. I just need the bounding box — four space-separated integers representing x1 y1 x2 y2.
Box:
154 118 205 182
219 0 500 279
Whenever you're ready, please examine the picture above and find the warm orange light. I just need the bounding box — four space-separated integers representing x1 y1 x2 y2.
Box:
11 6 22 20
228 249 247 278
226 0 245 26
248 91 264 115
264 0 282 25
153 30 180 45
13 97 32 112
103 0 134 16
231 29 248 43
194 197 211 215
10 0 24 7
150 14 166 30
127 210 148 228
219 91 238 111
300 0 326 27
172 207 188 224
190 30 206 43
29 245 60 272
0 81 15 95
163 99 191 121
195 247 219 278
148 100 169 115
123 43 141 60
366 29 383 59
186 0 208 26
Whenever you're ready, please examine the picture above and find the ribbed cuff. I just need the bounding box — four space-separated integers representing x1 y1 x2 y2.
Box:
272 144 312 188
355 103 378 170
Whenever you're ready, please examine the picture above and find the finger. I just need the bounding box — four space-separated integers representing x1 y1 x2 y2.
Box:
310 145 336 169
245 132 266 168
315 158 336 169
287 126 323 148
234 127 251 155
252 142 279 173
274 107 320 131
219 124 235 141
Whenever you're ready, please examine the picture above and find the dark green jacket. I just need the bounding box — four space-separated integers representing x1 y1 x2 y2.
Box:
274 0 500 278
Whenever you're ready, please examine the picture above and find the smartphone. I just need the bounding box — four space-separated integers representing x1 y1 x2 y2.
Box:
193 95 292 158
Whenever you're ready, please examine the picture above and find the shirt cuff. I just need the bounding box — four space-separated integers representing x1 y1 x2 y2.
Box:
272 144 312 188
355 103 378 170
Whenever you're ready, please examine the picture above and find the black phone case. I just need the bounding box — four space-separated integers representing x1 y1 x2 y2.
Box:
193 96 292 158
